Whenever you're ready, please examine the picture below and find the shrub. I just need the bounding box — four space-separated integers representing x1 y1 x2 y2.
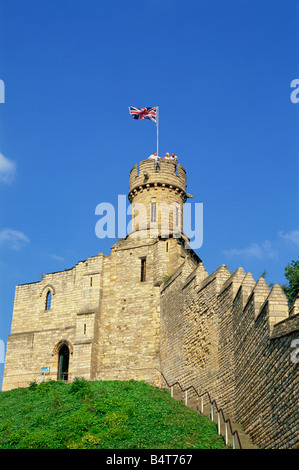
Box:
109 426 133 441
94 397 127 415
36 380 58 395
69 377 91 398
28 380 38 391
104 411 128 427
18 429 62 449
66 433 104 449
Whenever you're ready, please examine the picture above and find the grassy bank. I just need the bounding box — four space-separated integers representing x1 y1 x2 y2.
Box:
0 378 227 449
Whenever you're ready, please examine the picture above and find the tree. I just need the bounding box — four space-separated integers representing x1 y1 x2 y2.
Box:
281 254 299 306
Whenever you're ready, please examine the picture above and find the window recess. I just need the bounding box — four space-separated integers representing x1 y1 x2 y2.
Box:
140 257 146 282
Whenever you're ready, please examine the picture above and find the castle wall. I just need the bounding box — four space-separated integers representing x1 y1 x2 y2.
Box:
216 268 249 418
233 284 299 449
160 263 231 401
2 255 104 390
95 238 162 386
93 236 198 386
160 261 195 385
3 158 194 391
160 263 299 449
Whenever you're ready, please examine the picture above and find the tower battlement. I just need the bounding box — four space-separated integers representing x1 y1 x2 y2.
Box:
129 159 187 203
128 159 191 240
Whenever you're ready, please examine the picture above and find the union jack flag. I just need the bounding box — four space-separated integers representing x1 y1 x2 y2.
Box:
129 106 158 123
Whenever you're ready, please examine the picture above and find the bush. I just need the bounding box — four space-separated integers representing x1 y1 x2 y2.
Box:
67 433 104 449
104 411 128 427
39 380 56 392
18 429 62 449
69 377 91 398
109 426 133 441
94 397 127 414
28 380 38 391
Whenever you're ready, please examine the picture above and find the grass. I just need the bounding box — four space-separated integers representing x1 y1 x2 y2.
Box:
0 378 227 449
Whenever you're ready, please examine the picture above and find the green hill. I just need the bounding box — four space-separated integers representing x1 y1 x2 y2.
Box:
0 378 227 449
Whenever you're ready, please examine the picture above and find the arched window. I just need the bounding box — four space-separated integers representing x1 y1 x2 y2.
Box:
140 257 146 282
45 291 52 310
151 199 157 223
58 343 69 381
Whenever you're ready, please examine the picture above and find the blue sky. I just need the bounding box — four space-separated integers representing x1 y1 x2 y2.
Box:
0 0 298 380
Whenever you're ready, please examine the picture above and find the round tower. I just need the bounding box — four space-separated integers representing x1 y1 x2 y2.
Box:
128 158 192 241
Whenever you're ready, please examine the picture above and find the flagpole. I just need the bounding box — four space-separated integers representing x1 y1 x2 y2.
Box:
156 106 159 156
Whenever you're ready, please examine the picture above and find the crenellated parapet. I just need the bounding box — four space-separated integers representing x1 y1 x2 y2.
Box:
129 159 188 203
232 274 290 334
127 159 193 241
160 260 299 449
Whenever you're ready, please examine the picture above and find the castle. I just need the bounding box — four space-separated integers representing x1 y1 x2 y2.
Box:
3 158 299 449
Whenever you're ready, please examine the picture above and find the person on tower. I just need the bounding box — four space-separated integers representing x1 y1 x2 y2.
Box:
148 151 160 171
170 152 178 165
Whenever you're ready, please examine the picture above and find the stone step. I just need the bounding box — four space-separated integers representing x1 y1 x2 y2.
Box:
170 390 258 449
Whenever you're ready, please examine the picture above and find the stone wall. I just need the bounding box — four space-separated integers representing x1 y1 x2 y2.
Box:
233 283 299 449
3 156 198 392
160 262 299 449
161 262 227 397
159 259 197 386
95 238 162 386
2 234 198 391
2 255 104 390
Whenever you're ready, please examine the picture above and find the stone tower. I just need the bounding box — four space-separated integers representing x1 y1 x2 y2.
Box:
129 159 188 240
127 158 198 284
3 157 200 390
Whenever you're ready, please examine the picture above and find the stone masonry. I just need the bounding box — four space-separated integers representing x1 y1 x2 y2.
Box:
3 157 298 449
3 159 198 391
160 263 299 449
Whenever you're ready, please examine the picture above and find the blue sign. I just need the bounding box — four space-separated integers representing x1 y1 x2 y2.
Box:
41 367 50 375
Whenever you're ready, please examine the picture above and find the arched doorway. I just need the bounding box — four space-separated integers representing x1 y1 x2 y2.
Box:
58 343 69 381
